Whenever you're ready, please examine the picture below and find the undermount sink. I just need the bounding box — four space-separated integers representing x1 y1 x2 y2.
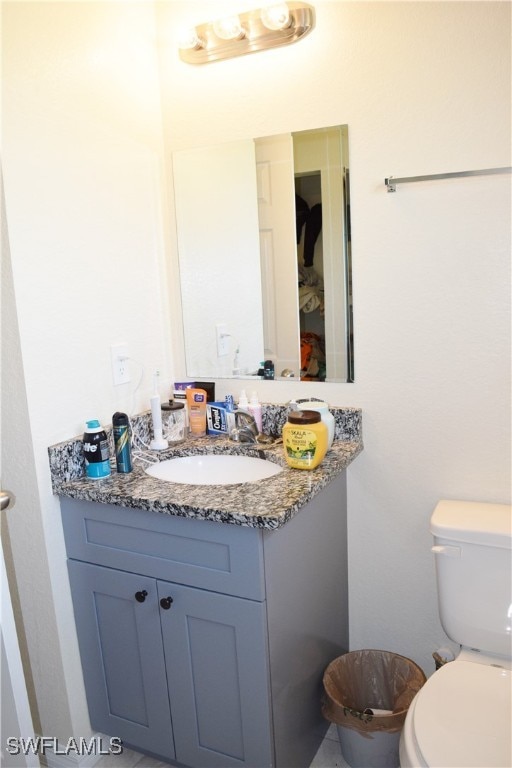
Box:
145 454 283 486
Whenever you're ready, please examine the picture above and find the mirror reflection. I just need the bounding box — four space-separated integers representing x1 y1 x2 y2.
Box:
173 124 353 383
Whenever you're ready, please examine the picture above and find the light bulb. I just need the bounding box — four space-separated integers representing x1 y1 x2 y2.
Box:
260 3 291 31
178 27 204 51
213 15 245 40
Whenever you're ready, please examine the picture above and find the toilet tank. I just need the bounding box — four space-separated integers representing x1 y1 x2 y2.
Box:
431 500 512 658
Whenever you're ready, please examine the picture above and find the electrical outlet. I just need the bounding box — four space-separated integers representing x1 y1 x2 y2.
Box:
110 343 130 386
216 324 230 357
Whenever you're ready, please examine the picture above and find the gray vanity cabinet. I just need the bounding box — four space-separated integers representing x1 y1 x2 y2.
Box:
67 560 271 767
158 581 271 767
67 560 177 761
60 471 348 768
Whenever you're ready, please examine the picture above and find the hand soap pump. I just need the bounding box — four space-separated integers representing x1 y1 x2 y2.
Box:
150 373 168 450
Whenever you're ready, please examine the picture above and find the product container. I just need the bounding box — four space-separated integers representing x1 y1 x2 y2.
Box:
112 412 133 473
186 388 208 437
282 410 328 470
83 420 111 479
162 400 186 443
248 391 263 432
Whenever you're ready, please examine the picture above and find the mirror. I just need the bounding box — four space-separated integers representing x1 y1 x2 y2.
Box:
173 124 353 383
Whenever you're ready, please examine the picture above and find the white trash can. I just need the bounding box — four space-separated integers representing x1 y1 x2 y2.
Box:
336 723 402 768
322 650 426 768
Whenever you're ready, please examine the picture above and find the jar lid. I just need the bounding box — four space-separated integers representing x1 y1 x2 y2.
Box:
287 409 321 425
162 400 185 411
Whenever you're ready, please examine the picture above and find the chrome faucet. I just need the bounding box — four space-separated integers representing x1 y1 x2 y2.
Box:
229 409 259 443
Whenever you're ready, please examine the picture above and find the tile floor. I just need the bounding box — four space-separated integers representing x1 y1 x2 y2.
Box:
93 725 351 768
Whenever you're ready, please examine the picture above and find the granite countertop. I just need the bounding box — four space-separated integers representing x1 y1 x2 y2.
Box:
49 406 363 530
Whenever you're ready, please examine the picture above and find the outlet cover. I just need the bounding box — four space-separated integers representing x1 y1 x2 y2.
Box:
111 343 130 386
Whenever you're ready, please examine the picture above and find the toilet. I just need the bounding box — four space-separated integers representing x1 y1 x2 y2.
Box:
399 499 512 768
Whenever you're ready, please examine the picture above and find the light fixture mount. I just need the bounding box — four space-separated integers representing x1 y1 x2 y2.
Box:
179 2 315 65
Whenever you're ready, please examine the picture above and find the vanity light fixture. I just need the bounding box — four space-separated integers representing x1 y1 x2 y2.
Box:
178 2 315 65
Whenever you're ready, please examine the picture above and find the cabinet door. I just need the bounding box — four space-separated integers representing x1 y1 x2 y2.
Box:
158 581 273 768
67 560 175 761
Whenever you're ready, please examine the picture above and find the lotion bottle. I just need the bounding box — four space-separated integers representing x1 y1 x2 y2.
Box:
248 391 263 432
186 387 207 437
238 389 249 409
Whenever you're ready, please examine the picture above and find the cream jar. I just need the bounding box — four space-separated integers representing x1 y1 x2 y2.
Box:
282 410 328 470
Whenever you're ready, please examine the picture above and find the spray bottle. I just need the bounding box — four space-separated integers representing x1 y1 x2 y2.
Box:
112 412 133 473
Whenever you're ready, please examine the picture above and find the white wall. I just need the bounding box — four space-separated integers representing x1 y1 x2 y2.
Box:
2 0 510 749
2 0 173 745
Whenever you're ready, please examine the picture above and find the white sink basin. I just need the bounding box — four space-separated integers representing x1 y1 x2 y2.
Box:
145 454 282 486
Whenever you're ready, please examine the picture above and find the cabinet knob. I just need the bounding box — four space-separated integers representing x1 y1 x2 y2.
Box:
160 596 174 610
135 590 148 603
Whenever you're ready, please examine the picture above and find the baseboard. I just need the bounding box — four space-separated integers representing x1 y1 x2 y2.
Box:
40 734 118 768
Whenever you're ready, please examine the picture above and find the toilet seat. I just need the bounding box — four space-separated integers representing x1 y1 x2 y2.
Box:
411 660 511 767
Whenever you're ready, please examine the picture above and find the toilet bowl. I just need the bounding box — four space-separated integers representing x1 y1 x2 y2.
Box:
400 655 511 767
399 500 512 768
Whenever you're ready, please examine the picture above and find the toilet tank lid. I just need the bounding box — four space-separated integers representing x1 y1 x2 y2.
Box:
431 500 512 549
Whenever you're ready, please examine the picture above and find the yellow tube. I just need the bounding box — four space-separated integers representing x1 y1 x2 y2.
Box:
186 388 208 437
